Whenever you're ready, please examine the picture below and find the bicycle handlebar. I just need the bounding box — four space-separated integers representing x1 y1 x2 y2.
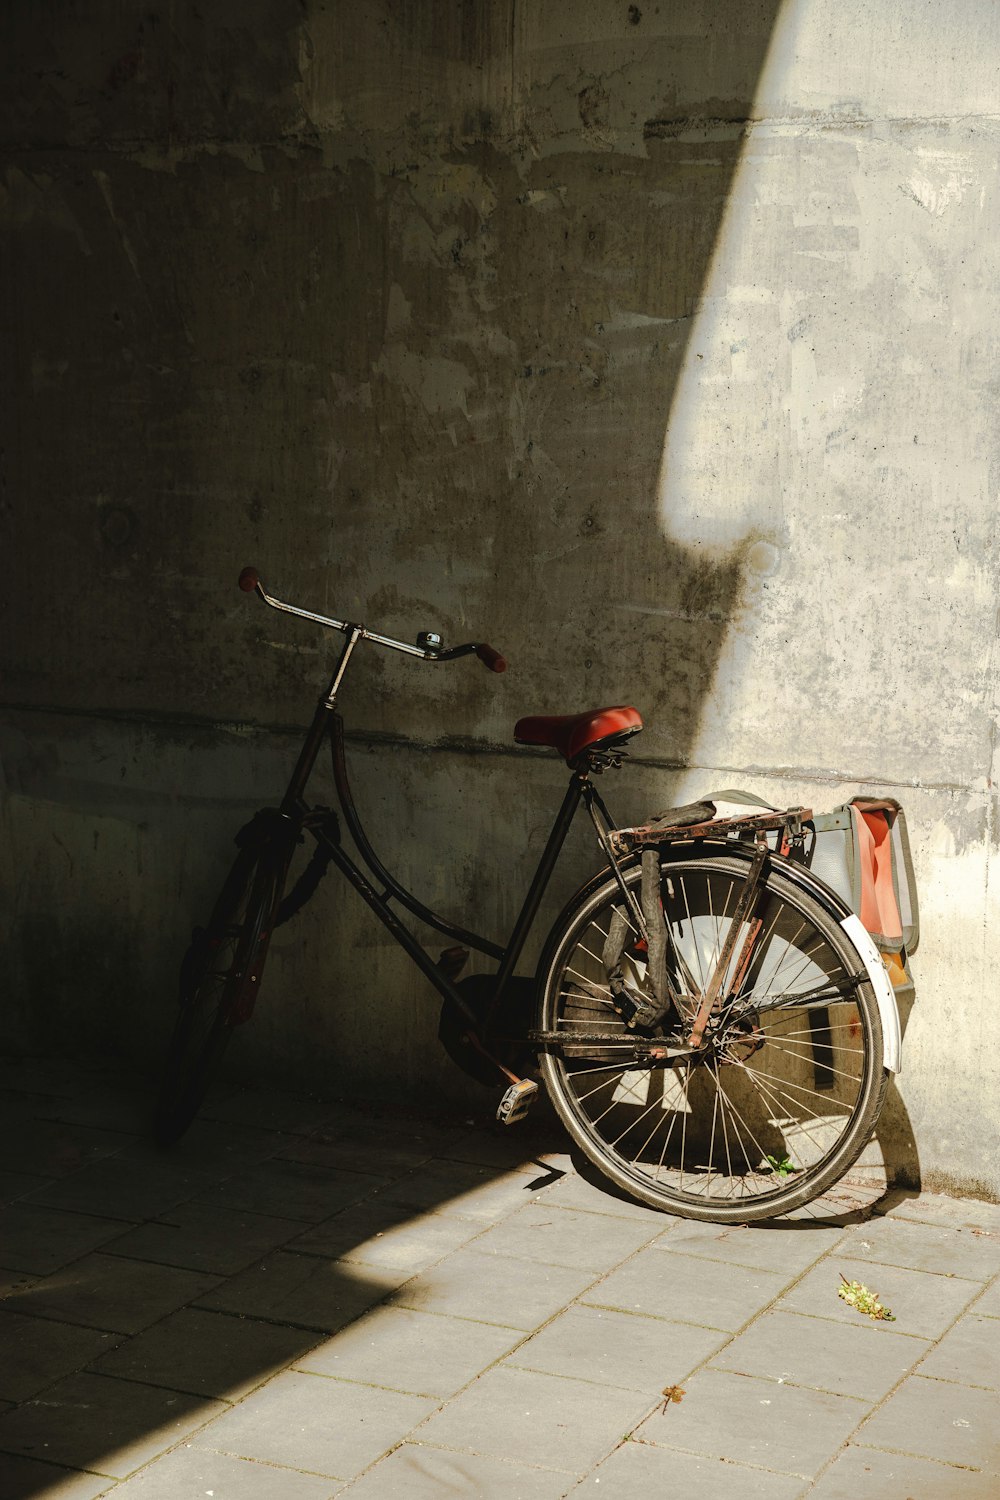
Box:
238 566 507 671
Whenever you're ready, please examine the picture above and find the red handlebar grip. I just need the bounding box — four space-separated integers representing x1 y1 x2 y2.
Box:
238 567 260 593
476 644 507 673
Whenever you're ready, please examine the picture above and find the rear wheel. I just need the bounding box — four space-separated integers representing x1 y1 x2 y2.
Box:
154 850 281 1145
537 853 887 1222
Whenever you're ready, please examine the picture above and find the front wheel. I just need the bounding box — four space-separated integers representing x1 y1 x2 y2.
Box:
154 849 282 1145
537 853 888 1223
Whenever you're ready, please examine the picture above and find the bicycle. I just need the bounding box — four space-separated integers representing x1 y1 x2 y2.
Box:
154 567 901 1224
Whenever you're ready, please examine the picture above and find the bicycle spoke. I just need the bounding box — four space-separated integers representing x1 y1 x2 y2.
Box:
731 1062 851 1165
740 1053 862 1104
740 1038 863 1086
703 1066 781 1188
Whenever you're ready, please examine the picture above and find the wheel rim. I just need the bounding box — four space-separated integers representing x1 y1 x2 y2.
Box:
157 859 273 1133
543 858 880 1216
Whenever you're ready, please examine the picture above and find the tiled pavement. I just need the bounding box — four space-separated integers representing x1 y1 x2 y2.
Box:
2 1059 1000 1498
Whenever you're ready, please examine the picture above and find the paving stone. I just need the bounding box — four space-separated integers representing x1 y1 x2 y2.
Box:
201 1086 340 1136
343 1443 571 1499
191 1367 435 1479
97 1444 339 1499
709 1307 928 1400
0 1370 225 1477
167 1114 290 1170
92 1305 322 1400
971 1275 1000 1317
840 1216 1000 1281
32 1089 150 1134
857 1373 1000 1471
0 1309 120 1401
382 1160 547 1222
0 1203 134 1274
507 1304 725 1394
532 1170 672 1223
652 1216 845 1275
107 1200 311 1275
583 1246 788 1331
390 1246 595 1328
567 1439 806 1498
635 1365 867 1479
438 1119 569 1172
0 1120 135 1179
3 1251 220 1333
0 1268 38 1299
295 1304 520 1396
0 1452 113 1500
881 1192 1000 1235
778 1255 981 1340
0 1058 146 1106
0 1059 96 1096
279 1132 431 1180
916 1312 1000 1390
197 1250 404 1332
470 1201 663 1271
807 1443 1000 1499
0 1169 56 1204
25 1151 223 1223
289 1198 484 1274
413 1364 653 1474
204 1158 389 1223
280 1112 466 1177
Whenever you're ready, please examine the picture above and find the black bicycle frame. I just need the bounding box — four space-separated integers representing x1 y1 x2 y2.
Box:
274 632 627 1037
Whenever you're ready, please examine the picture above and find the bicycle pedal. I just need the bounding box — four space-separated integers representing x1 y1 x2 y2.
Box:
497 1078 538 1126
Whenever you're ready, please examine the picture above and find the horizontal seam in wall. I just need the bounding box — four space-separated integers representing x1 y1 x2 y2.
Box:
3 111 1000 156
0 700 975 796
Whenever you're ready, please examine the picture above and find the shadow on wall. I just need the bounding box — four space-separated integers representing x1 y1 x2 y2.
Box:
1 3 793 758
1 3 794 1075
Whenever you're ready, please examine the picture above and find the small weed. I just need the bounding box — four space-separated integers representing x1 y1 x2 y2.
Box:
838 1273 895 1321
764 1153 798 1177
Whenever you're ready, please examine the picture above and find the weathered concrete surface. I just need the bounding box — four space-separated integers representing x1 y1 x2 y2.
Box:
3 3 999 1195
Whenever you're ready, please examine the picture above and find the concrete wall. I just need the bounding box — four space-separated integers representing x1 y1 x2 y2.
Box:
3 2 998 1197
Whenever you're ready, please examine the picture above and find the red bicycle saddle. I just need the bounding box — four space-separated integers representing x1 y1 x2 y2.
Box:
514 706 643 763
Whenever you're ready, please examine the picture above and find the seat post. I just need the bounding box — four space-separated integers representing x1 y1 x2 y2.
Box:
482 770 589 1030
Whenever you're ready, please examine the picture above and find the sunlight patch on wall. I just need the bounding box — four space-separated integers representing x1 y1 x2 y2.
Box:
654 0 1000 783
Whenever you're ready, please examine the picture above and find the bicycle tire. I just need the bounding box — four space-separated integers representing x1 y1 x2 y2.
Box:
537 852 888 1223
153 848 282 1145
